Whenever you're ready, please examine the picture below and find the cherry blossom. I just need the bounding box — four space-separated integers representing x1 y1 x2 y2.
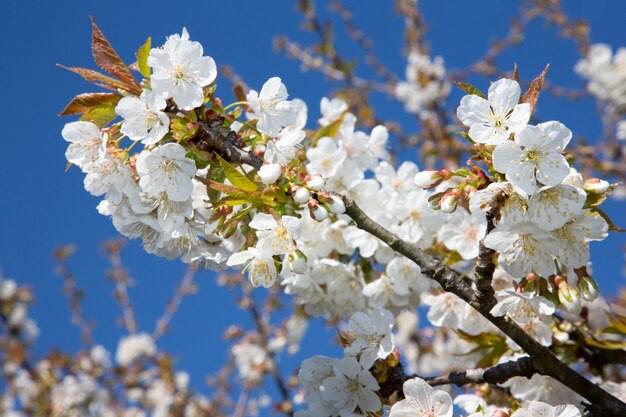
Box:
135 143 196 202
388 376 453 417
345 308 395 368
319 357 381 416
457 78 530 145
115 90 169 145
485 221 560 278
247 77 299 136
492 121 572 195
61 121 106 171
148 28 217 110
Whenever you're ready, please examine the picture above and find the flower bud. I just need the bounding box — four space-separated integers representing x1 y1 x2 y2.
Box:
307 200 329 221
305 175 325 191
326 195 346 215
292 186 311 205
427 192 444 210
577 275 599 302
414 170 446 189
558 283 582 315
287 250 308 274
583 178 610 194
439 191 458 213
258 163 282 185
491 411 510 417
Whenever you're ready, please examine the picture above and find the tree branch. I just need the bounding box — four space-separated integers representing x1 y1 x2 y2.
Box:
195 119 263 170
472 193 502 304
341 195 626 417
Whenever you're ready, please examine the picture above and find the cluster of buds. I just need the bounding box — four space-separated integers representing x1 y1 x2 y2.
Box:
290 175 346 222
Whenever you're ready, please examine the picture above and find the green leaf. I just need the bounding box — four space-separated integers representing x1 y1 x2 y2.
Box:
197 178 260 200
454 81 486 99
136 37 151 79
592 207 626 232
59 92 121 116
311 112 346 144
171 117 198 142
80 104 118 127
456 131 475 143
215 154 259 192
216 196 252 207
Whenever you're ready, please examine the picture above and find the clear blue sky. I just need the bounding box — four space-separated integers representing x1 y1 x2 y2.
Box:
2 0 626 412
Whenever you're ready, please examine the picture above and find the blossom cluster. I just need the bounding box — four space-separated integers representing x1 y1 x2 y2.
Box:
58 24 625 417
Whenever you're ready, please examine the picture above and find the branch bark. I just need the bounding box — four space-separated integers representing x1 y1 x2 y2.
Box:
195 119 264 170
341 195 626 417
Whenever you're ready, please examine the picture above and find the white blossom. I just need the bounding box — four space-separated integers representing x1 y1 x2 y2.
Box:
227 246 277 288
250 213 301 255
247 77 299 136
485 221 560 278
457 78 530 145
115 90 170 145
320 356 381 416
493 121 572 195
136 143 196 202
116 333 156 366
388 377 453 417
490 290 556 324
62 121 106 171
148 28 217 110
345 308 395 368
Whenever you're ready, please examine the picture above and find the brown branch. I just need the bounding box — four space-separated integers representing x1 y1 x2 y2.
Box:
152 264 198 340
195 118 263 170
103 239 138 334
53 245 95 346
423 356 537 387
244 288 293 417
472 193 502 304
341 195 626 417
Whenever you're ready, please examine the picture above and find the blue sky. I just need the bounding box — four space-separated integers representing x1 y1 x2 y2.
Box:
2 0 626 413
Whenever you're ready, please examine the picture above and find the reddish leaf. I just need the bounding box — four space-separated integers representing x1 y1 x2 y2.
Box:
90 17 141 95
513 63 519 82
521 64 550 114
57 64 133 92
59 92 121 116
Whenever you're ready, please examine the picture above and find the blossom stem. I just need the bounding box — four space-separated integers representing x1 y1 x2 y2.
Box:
125 139 140 153
223 101 249 112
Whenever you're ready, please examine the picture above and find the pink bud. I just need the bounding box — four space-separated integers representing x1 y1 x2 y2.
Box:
305 175 325 191
258 163 282 185
583 178 610 194
292 186 311 205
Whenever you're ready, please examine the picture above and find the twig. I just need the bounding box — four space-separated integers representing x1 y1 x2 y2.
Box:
341 194 626 417
53 245 94 346
152 264 198 340
103 239 137 334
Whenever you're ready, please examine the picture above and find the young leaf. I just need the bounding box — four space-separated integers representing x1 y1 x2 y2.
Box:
197 177 260 200
57 65 132 92
80 105 118 127
521 64 549 115
136 37 151 79
454 81 486 99
90 17 141 95
215 154 259 192
59 92 121 116
311 112 346 144
592 207 626 232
